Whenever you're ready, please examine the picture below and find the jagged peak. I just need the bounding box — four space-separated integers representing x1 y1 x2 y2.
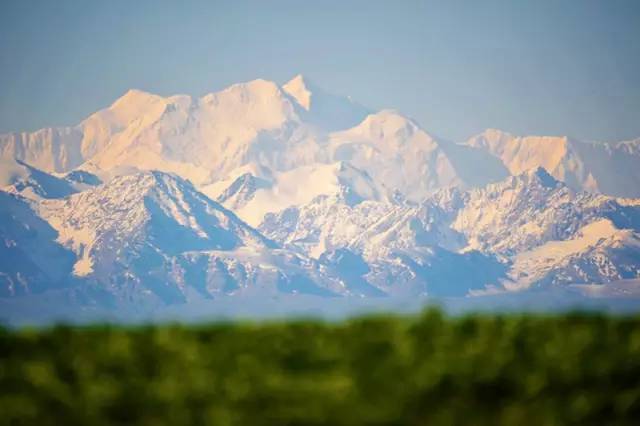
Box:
466 128 515 148
96 88 169 127
470 129 574 145
475 167 564 198
110 89 164 110
128 169 186 184
216 172 272 205
86 170 192 201
285 73 310 87
520 167 561 188
282 74 313 110
348 109 421 136
481 128 514 139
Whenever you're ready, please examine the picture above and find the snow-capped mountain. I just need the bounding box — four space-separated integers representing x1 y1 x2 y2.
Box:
207 161 388 226
38 171 271 275
0 127 84 174
509 218 640 290
282 74 370 131
3 77 639 203
2 76 510 218
466 129 640 197
31 171 357 304
0 89 167 173
1 75 639 315
452 168 640 255
324 110 508 201
261 168 640 293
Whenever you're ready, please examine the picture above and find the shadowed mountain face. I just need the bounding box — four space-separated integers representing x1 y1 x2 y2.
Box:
0 192 76 297
1 76 639 318
0 158 77 200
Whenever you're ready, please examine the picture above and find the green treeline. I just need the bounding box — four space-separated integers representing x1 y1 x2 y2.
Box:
1 310 640 425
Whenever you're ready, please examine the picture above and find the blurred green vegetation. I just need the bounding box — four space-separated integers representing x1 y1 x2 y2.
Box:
2 310 640 425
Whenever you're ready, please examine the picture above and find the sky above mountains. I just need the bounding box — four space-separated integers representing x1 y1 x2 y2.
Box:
1 0 639 142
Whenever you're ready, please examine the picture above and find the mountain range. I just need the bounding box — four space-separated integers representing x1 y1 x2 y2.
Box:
1 75 639 321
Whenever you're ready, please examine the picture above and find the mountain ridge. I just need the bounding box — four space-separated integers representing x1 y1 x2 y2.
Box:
1 75 639 316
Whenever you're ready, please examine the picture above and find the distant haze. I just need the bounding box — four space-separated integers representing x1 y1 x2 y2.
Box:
1 0 639 142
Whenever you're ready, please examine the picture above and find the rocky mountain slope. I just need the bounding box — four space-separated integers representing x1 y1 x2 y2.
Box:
261 168 640 293
32 171 358 305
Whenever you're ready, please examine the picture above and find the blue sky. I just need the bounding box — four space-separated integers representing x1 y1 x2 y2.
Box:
1 0 639 141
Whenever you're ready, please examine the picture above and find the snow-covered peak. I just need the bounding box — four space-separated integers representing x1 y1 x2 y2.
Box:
110 89 165 112
484 128 514 138
470 128 514 146
282 74 313 110
4 75 640 311
332 110 435 159
281 75 370 131
79 78 306 184
42 170 272 247
325 110 475 200
199 78 298 127
209 161 388 227
39 170 273 277
4 75 640 199
468 166 568 207
28 169 352 303
99 89 172 130
206 78 288 105
215 172 272 206
467 130 570 171
453 169 584 255
348 110 420 139
69 171 263 233
510 218 640 289
467 129 640 197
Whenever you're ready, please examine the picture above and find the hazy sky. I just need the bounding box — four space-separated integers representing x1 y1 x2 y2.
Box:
1 0 639 141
